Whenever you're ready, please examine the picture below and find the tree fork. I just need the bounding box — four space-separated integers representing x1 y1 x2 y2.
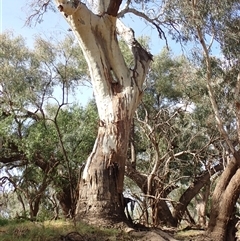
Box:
55 0 152 225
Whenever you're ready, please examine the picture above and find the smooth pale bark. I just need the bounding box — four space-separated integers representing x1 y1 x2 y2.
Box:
55 0 152 224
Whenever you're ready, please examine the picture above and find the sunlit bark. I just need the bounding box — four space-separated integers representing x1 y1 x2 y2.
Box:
55 0 152 224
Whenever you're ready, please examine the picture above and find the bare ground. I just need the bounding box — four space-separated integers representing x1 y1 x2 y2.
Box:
54 228 209 241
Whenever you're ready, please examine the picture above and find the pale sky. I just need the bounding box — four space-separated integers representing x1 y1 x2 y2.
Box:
0 1 69 43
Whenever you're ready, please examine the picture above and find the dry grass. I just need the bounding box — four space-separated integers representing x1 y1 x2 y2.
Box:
0 219 130 241
175 229 206 241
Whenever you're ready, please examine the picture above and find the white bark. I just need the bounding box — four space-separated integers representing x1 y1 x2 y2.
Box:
55 0 152 131
55 0 152 221
88 0 110 15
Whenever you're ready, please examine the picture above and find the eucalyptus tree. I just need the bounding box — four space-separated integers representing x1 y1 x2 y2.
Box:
126 48 223 227
26 0 154 225
26 0 197 226
24 0 239 230
0 32 96 220
158 0 240 240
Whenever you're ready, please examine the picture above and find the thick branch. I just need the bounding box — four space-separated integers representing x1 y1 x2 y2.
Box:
0 142 24 164
56 0 91 20
106 0 122 16
0 108 40 121
173 162 223 224
125 161 148 193
0 154 23 164
116 19 153 87
0 141 58 173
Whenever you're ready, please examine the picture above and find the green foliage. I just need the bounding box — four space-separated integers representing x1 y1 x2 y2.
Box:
162 0 239 45
149 48 184 102
1 34 37 109
119 36 150 68
132 45 221 199
33 34 89 94
57 101 98 164
0 218 9 226
0 31 97 220
119 39 134 68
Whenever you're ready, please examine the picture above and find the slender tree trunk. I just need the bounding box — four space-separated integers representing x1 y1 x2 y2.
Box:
55 0 152 224
207 156 240 241
156 199 177 227
196 182 210 227
196 13 240 239
57 184 76 218
29 200 40 221
16 193 26 216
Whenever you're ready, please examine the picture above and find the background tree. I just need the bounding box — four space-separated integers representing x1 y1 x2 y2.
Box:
0 32 97 220
158 0 240 240
126 47 223 227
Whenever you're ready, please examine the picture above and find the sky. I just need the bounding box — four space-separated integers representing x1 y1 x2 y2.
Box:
0 1 69 44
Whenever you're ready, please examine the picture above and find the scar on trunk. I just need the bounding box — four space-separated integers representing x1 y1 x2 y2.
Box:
99 119 106 127
57 5 68 17
58 5 63 11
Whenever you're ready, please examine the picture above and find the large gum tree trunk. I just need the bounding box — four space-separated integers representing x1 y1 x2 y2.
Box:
77 120 131 223
207 155 240 241
55 0 152 224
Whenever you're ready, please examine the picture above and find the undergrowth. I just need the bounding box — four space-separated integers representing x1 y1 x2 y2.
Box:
0 219 131 241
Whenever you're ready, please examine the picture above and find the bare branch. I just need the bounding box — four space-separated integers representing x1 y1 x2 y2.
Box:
144 194 180 204
118 7 168 48
25 0 53 26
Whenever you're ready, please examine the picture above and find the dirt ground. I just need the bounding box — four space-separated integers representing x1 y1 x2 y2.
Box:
55 228 208 241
